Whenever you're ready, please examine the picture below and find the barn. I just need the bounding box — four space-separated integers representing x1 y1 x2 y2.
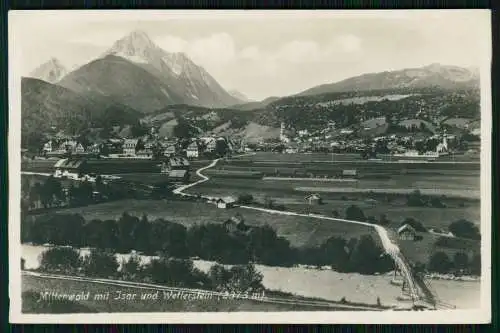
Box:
398 224 417 241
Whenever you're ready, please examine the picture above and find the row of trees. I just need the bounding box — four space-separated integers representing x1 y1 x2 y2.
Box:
426 251 481 275
37 247 264 293
406 190 446 208
23 212 392 275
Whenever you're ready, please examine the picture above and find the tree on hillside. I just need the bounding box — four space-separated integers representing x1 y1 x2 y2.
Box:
146 257 207 288
130 120 148 138
121 254 143 280
117 212 140 252
82 249 119 278
173 121 196 139
379 214 390 226
345 205 366 221
406 190 427 207
40 247 81 274
448 219 480 240
40 176 64 208
227 263 264 293
215 139 229 157
264 196 275 209
348 235 392 274
237 193 254 204
452 252 469 272
320 236 349 271
470 253 481 275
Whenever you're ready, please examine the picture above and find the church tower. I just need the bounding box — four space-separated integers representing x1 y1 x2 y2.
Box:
280 122 289 143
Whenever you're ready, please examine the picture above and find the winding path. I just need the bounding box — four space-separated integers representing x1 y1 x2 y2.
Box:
175 155 439 309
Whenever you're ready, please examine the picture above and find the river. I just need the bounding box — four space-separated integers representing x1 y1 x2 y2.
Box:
21 244 480 309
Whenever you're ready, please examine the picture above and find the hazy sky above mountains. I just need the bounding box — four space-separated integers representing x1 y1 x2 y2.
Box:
11 10 490 100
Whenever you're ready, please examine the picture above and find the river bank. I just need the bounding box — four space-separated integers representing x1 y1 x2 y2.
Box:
21 244 480 309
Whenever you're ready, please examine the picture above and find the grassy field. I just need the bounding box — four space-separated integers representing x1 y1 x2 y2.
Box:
230 152 480 163
194 174 479 198
21 158 211 175
47 199 378 248
22 275 339 313
184 175 480 231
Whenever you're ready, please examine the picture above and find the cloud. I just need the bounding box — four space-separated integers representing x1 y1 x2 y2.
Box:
152 32 364 98
67 30 130 47
334 34 362 53
156 32 236 67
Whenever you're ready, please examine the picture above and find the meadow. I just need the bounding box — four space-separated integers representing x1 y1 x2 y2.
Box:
231 152 480 163
186 175 480 230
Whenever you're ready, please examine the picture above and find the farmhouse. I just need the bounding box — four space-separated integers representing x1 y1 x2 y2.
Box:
123 139 139 156
53 158 88 180
206 139 217 152
136 149 153 159
304 193 322 205
87 144 100 155
186 142 200 158
398 224 417 241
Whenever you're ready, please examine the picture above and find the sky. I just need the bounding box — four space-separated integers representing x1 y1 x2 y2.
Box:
10 10 491 101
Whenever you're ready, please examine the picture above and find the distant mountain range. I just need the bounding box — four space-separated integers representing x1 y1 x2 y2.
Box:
29 58 68 84
231 96 281 111
298 63 479 96
22 32 481 149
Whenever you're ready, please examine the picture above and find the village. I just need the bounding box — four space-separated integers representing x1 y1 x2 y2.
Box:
28 116 481 162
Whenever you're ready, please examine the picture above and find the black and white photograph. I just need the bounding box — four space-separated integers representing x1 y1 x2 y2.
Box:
8 10 492 324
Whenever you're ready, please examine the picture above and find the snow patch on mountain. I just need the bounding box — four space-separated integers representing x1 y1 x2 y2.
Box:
114 52 148 64
29 58 68 83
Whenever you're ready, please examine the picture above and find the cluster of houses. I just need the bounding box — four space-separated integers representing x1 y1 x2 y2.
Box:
40 134 240 160
270 125 462 156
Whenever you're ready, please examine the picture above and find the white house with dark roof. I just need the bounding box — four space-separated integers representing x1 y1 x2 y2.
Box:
398 224 417 241
216 196 237 209
186 142 200 158
123 139 139 156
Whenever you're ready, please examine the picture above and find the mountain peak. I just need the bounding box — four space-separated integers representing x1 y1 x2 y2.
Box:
29 57 67 83
105 30 158 61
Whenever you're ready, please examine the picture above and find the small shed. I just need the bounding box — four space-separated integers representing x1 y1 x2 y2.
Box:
304 193 322 205
398 224 417 241
216 197 236 209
